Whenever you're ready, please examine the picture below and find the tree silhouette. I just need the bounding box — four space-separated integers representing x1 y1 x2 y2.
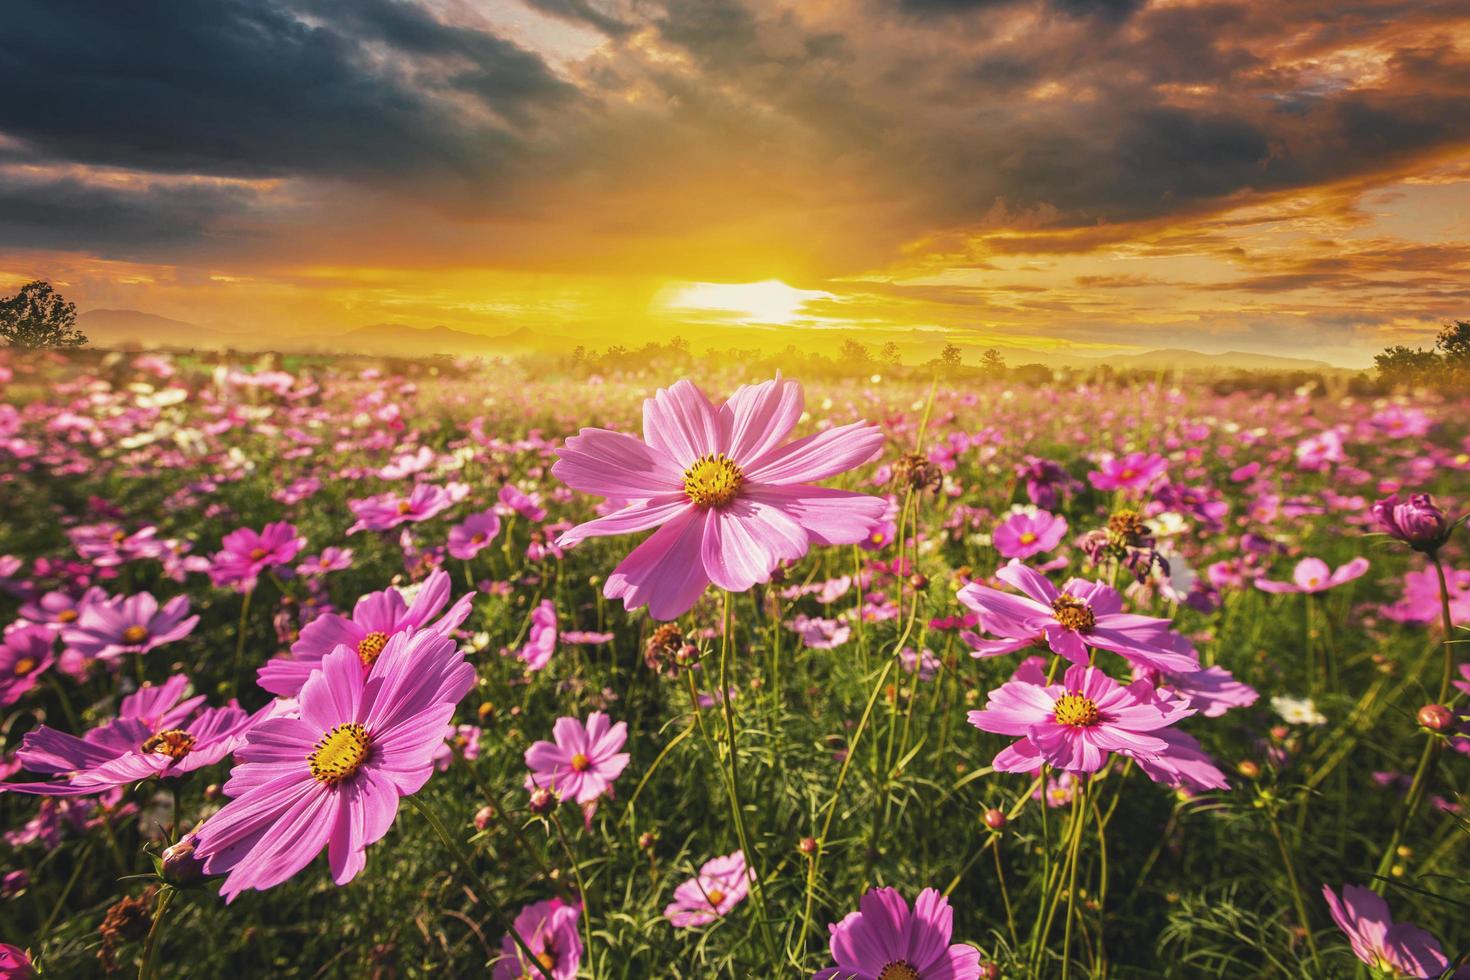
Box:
1436 320 1469 366
0 281 87 349
981 348 1007 373
940 344 962 370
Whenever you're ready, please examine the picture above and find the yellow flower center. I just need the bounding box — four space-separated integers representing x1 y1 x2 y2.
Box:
13 657 37 676
356 631 390 666
248 547 267 561
705 889 726 907
1053 693 1100 728
1051 594 1095 632
309 723 371 784
570 752 591 772
142 728 196 760
682 453 744 508
471 533 486 545
112 530 127 544
121 625 150 645
1120 468 1136 481
878 961 921 980
57 608 79 624
397 500 413 515
1018 531 1037 545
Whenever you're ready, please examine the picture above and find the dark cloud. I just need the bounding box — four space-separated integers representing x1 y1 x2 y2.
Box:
897 0 1144 20
0 0 571 184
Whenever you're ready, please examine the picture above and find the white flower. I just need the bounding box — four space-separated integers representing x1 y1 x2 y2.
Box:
1271 695 1326 726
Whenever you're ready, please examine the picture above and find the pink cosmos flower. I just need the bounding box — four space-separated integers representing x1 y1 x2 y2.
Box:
1255 556 1369 594
663 850 753 928
209 522 306 591
523 711 629 805
1322 884 1459 978
957 560 1199 673
432 724 483 772
786 614 851 649
492 897 583 980
499 483 548 522
1382 565 1470 626
17 586 106 630
552 375 887 620
257 569 474 697
193 630 475 901
447 509 502 560
516 600 558 672
61 592 199 662
1136 664 1258 718
968 660 1194 775
813 887 982 980
0 944 34 979
1088 452 1167 493
295 547 354 577
900 646 941 681
2 678 252 796
346 482 468 535
993 510 1068 560
0 624 54 707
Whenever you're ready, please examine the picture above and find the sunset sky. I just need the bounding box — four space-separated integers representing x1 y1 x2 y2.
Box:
2 0 1469 365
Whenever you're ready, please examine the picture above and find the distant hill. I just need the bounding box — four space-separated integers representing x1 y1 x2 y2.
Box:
74 307 1344 372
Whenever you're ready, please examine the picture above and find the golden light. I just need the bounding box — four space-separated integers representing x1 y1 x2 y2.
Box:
658 279 834 325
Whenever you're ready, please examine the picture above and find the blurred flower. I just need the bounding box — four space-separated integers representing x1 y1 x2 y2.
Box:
447 509 502 560
663 851 752 928
1372 493 1453 555
993 509 1068 560
813 887 982 980
515 600 558 672
61 592 198 662
492 897 582 980
0 624 54 707
1255 557 1369 595
209 521 306 591
1322 884 1456 978
1271 695 1327 726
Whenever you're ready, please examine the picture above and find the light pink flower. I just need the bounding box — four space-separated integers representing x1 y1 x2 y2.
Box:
553 375 887 620
814 887 982 980
523 711 629 806
515 600 558 672
447 509 502 560
492 897 582 980
663 851 753 928
993 510 1068 560
1088 452 1167 493
346 483 468 534
1322 884 1457 978
61 592 199 662
1256 556 1369 594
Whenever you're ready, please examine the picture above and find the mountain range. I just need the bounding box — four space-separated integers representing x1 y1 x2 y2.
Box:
74 308 1340 373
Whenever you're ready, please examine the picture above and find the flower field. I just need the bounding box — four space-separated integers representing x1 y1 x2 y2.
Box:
0 352 1466 978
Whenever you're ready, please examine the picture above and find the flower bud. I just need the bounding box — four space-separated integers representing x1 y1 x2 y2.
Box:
473 805 496 831
798 836 818 856
982 808 1007 830
1372 493 1452 554
161 839 205 885
1417 704 1454 732
528 787 557 816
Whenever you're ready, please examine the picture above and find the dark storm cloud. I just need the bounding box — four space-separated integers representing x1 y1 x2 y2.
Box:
0 175 259 255
0 0 571 183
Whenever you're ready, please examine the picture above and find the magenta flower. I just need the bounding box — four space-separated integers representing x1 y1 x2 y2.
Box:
993 509 1068 560
295 547 354 577
957 560 1199 673
193 630 475 901
553 375 887 620
1322 884 1456 978
524 711 629 805
968 660 1194 775
447 509 502 560
516 600 558 672
663 850 753 928
0 944 34 979
346 482 467 534
0 624 54 707
17 586 106 630
1137 664 1259 718
61 592 199 662
492 897 583 980
2 680 252 796
1255 556 1369 594
786 614 851 649
499 483 548 522
209 521 306 591
1088 452 1167 493
257 569 474 697
814 887 982 980
1372 493 1454 555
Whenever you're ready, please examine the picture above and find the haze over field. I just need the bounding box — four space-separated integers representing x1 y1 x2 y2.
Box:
2 0 1469 365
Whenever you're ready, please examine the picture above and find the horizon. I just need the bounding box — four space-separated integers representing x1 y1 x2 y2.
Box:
3 1 1469 366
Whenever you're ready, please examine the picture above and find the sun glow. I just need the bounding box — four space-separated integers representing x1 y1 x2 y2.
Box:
659 279 834 325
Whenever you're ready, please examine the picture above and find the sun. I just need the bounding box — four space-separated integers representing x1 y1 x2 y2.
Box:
659 279 834 325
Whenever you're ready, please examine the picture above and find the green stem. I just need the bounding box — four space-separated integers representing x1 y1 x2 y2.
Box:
137 885 176 980
405 795 553 980
1268 814 1322 972
231 587 253 693
549 812 597 980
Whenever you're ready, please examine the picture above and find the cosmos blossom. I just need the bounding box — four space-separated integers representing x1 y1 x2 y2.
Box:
2 677 252 796
515 600 558 672
492 897 583 980
552 375 888 620
663 851 753 928
1087 452 1167 493
993 509 1068 560
208 521 306 591
967 660 1195 775
957 560 1199 673
1321 885 1458 978
17 586 107 630
813 887 983 980
60 592 199 662
523 711 629 805
0 624 54 707
1255 556 1370 595
193 631 475 901
447 509 502 560
256 569 474 697
346 482 468 534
